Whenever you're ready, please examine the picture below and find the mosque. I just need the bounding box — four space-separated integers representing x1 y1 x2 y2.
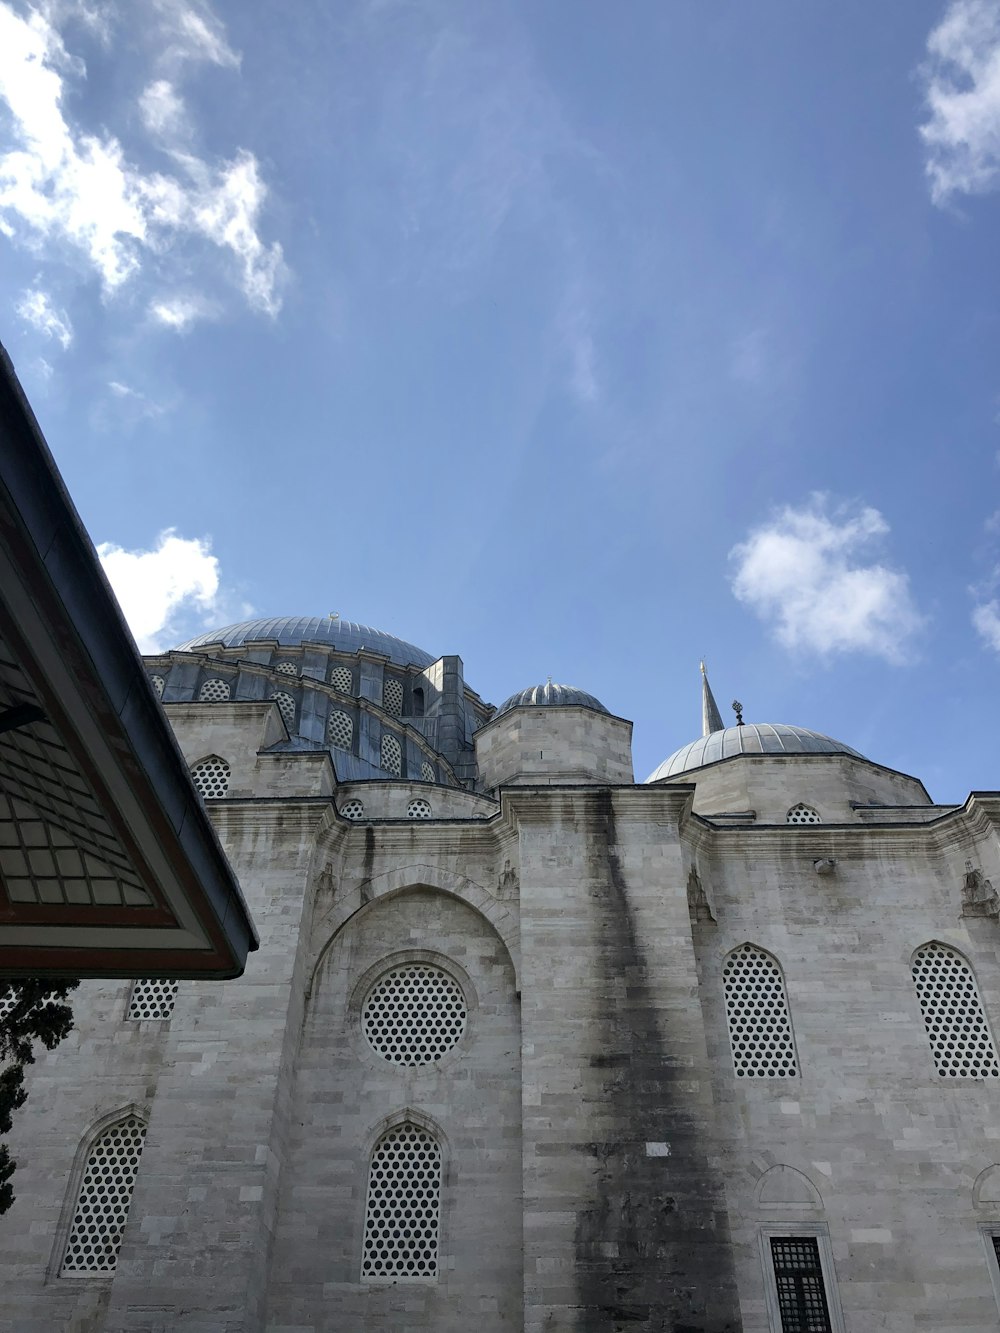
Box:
1 611 999 1333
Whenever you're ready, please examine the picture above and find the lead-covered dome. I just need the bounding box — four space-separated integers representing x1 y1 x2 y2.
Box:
646 723 864 782
175 616 436 669
496 682 609 717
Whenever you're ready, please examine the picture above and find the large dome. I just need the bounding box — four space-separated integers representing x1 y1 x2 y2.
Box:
496 682 609 716
175 616 436 669
646 722 864 782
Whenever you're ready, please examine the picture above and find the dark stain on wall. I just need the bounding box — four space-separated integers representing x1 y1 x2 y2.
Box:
572 790 742 1332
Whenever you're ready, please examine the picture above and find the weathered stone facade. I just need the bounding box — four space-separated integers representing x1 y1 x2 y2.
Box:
1 619 998 1331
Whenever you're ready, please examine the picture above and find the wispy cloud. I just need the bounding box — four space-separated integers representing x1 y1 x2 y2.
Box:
0 1 286 320
149 292 217 330
918 0 1000 204
152 0 239 71
730 495 924 663
16 286 72 347
973 599 1000 651
97 528 221 652
107 379 166 420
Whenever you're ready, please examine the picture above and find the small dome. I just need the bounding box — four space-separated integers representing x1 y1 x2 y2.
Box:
496 683 609 717
646 723 864 782
175 616 436 670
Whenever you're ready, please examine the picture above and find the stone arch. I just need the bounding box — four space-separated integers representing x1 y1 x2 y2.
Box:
310 863 520 990
754 1164 824 1212
973 1164 1000 1210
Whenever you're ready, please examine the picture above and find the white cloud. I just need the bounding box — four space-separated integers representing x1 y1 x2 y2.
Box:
97 529 220 652
557 295 598 404
149 292 216 330
153 0 239 70
729 496 924 664
973 599 1000 651
919 0 1000 204
0 1 285 318
106 379 165 419
16 286 72 346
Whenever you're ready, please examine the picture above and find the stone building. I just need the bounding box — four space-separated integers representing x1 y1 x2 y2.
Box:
1 616 999 1333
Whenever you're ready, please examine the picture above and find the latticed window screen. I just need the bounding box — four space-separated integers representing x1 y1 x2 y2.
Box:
271 691 296 730
190 756 230 799
380 733 402 776
198 677 231 702
723 944 797 1077
363 963 467 1065
0 986 18 1022
330 664 353 693
127 979 179 1021
149 675 165 698
786 804 821 825
362 1122 441 1280
769 1237 832 1332
274 661 297 676
407 798 432 819
340 798 365 821
420 761 435 783
327 709 353 751
383 678 404 715
911 942 1000 1078
61 1117 147 1274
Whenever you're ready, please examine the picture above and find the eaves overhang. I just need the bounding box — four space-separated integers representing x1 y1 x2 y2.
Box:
0 343 258 978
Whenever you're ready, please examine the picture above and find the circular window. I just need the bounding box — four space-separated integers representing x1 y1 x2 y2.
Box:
363 963 467 1065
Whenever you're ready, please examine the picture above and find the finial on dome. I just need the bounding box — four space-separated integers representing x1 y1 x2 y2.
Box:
732 698 744 726
700 660 725 737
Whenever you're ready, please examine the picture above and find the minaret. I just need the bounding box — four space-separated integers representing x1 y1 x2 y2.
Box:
700 660 724 736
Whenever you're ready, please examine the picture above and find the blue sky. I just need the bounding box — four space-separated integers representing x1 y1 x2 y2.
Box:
2 0 999 798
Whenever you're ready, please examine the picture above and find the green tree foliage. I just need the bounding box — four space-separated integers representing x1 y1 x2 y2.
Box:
0 979 78 1214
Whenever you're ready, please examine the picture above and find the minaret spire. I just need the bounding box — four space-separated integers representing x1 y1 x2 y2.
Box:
700 660 725 736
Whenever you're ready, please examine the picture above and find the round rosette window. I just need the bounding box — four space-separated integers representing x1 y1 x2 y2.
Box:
362 963 467 1065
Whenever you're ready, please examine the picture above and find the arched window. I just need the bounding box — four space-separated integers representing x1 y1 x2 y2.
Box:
198 677 230 702
274 661 297 676
61 1115 147 1274
786 803 821 825
722 943 797 1077
327 709 353 751
407 798 432 819
340 798 365 821
190 755 230 799
380 733 402 777
330 664 353 694
126 979 179 1021
420 761 435 783
271 691 296 730
149 674 165 698
911 942 999 1078
383 678 404 716
362 1121 442 1280
412 686 425 717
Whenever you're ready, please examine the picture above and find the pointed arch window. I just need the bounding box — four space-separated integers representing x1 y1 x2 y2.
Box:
911 942 999 1078
330 664 353 694
362 1121 441 1280
61 1115 147 1274
327 709 353 751
723 943 797 1077
380 733 402 776
190 756 230 799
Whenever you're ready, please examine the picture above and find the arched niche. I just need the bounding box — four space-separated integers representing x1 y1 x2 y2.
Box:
755 1164 824 1213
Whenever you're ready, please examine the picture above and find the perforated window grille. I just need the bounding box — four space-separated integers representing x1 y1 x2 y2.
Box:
786 804 822 825
362 1123 441 1280
149 675 165 698
363 963 466 1064
190 756 230 799
380 733 402 776
271 691 296 730
198 677 230 702
383 678 404 715
274 661 297 676
330 665 353 693
407 798 432 819
723 944 797 1077
126 979 178 1021
420 761 435 783
770 1237 832 1333
0 986 18 1022
327 709 353 751
911 942 1000 1078
341 798 365 821
61 1117 147 1274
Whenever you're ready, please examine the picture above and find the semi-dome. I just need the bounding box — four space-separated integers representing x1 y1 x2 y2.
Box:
646 723 865 782
175 616 436 669
496 682 609 717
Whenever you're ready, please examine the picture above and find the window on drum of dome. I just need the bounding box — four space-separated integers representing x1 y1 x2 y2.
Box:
327 709 353 751
420 761 434 783
60 1116 147 1275
383 678 404 715
126 979 178 1021
190 756 230 799
330 664 353 694
723 944 797 1078
274 661 297 676
911 942 1000 1078
412 686 425 717
198 678 230 702
362 1122 441 1281
786 803 821 825
271 691 296 730
149 675 165 698
380 733 402 777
